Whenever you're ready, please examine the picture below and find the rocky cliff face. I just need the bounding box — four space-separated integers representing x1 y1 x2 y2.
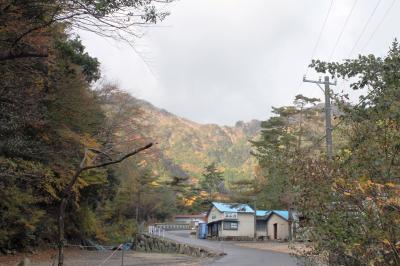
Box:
135 99 261 183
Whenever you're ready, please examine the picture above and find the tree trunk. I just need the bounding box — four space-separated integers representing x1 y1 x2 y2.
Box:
136 188 141 223
58 198 67 266
58 168 83 266
57 143 153 266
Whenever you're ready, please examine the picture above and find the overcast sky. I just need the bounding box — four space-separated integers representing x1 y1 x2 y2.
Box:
79 0 400 126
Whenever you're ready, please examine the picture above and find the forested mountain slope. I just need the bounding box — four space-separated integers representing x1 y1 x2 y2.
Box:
135 99 261 183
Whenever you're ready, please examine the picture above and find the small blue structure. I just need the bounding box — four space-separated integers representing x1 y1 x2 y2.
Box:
198 222 208 239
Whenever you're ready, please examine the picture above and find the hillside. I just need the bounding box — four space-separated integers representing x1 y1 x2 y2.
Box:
135 99 261 184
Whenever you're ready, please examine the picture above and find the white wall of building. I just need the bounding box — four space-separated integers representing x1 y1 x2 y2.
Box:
267 213 289 240
207 206 224 223
220 213 254 238
207 207 255 238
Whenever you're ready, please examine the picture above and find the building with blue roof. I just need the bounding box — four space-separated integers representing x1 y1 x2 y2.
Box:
206 202 293 241
255 210 290 240
207 202 255 239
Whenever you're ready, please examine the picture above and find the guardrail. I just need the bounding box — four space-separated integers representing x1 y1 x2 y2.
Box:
148 225 165 238
152 223 192 231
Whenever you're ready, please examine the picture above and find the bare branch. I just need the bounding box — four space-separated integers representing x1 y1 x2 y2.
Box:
87 147 113 162
62 142 153 197
0 50 49 61
84 142 153 170
79 148 88 168
58 142 154 265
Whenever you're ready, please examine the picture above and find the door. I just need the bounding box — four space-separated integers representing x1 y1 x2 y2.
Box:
273 223 278 239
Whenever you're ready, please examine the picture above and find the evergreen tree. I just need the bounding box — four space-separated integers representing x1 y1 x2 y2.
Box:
200 162 224 202
294 41 400 265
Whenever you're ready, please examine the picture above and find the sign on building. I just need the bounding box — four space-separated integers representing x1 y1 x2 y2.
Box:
223 212 238 219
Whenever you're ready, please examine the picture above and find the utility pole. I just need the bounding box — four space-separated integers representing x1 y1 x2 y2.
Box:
253 198 257 240
303 75 336 160
288 204 293 241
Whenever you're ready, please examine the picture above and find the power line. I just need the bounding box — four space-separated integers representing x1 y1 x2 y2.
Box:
348 0 383 58
298 0 334 95
306 0 334 75
328 0 359 61
304 86 371 155
362 0 397 52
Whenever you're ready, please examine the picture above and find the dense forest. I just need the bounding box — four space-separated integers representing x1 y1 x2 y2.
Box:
0 0 179 252
0 1 239 254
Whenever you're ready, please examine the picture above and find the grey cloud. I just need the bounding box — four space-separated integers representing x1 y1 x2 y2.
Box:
79 0 400 125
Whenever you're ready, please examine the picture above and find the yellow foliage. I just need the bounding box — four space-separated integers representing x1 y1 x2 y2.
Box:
357 183 365 193
199 191 208 198
183 196 197 206
57 128 101 149
137 160 147 167
81 133 101 148
57 128 82 143
386 197 400 206
43 183 60 200
150 180 159 187
385 182 396 188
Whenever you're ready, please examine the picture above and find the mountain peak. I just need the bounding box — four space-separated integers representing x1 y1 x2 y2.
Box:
234 119 261 136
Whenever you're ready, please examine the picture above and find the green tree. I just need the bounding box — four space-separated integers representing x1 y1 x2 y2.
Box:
295 41 400 265
0 17 106 251
200 162 224 202
251 96 321 240
0 0 166 254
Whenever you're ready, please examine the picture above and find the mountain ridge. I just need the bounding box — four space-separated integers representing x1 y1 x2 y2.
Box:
135 97 261 130
134 98 261 183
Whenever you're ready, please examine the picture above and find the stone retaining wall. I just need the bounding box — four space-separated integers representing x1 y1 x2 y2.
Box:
134 234 223 258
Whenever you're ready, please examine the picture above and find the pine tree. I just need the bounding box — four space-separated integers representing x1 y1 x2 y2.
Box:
200 162 224 202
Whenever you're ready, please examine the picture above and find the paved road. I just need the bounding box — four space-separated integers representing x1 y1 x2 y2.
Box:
164 231 298 266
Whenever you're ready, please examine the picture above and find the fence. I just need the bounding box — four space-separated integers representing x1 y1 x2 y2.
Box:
58 242 130 266
148 225 165 238
152 223 192 231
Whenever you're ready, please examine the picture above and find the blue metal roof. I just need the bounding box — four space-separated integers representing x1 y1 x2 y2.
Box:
212 202 254 213
272 210 289 220
256 210 271 217
256 210 289 220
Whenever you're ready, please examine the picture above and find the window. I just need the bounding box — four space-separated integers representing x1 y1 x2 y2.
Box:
223 221 238 230
256 221 266 231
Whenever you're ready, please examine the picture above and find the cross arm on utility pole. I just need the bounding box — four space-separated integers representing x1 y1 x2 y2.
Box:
303 75 337 86
302 75 336 160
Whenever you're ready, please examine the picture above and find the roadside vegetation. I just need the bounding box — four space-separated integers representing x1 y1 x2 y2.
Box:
0 0 173 253
249 42 400 265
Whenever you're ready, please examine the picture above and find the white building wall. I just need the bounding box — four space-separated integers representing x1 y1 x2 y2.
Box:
220 213 255 238
207 206 224 223
267 214 289 240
